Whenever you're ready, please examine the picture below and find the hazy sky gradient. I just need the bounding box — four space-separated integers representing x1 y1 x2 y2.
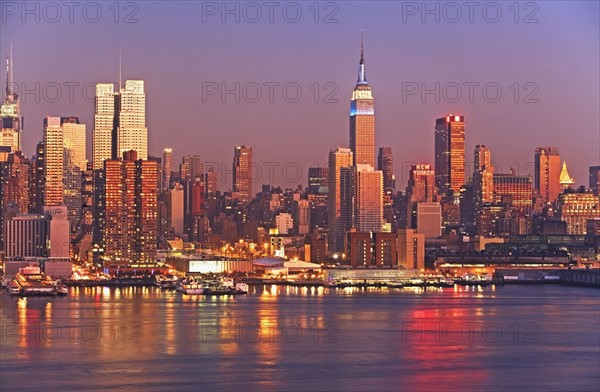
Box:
2 1 598 189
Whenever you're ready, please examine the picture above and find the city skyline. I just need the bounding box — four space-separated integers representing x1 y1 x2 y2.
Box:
1 1 598 189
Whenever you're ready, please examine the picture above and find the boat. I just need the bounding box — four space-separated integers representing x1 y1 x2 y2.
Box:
235 283 249 294
56 284 68 295
183 282 204 295
8 281 21 296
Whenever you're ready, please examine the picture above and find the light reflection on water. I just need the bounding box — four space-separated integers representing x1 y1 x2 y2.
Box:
0 285 598 392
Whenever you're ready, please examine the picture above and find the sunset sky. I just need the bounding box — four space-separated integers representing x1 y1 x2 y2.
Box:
2 1 598 188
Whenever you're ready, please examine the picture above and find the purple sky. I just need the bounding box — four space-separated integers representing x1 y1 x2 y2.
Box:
2 1 599 189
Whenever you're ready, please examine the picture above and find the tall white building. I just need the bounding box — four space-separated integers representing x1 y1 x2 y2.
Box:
93 83 117 169
44 116 64 207
117 80 147 160
275 212 294 235
355 164 383 233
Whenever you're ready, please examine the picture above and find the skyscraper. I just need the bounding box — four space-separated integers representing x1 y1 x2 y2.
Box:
180 155 203 181
473 144 494 214
62 117 87 171
355 164 383 233
534 147 561 204
377 147 395 192
61 116 86 231
308 167 329 195
435 115 465 198
93 83 117 170
162 147 173 191
43 116 64 207
328 147 353 252
102 151 158 263
0 47 21 153
349 34 375 167
233 145 253 203
117 80 147 160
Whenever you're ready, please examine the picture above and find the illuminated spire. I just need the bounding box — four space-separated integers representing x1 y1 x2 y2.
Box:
559 161 574 189
358 30 367 84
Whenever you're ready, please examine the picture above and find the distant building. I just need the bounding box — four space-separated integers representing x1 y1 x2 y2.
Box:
416 202 441 238
534 147 561 203
43 116 64 207
435 115 465 198
4 214 47 258
308 167 328 195
355 164 383 233
559 162 575 190
557 190 600 235
0 48 21 153
275 212 293 235
377 147 395 192
162 148 173 191
328 147 353 253
233 145 253 203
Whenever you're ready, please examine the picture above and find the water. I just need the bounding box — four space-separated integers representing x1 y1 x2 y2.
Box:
1 285 599 391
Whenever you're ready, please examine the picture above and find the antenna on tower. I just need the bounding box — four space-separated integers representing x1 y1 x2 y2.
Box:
119 48 122 90
360 29 364 61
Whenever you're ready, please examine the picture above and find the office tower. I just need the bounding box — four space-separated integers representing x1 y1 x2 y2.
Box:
61 117 86 231
191 177 205 216
162 148 173 191
557 190 600 235
62 117 87 170
492 173 533 210
93 83 117 169
435 114 465 198
559 162 574 190
80 162 94 232
117 80 147 160
43 116 64 207
377 147 395 192
328 147 353 252
4 214 47 258
416 202 442 238
339 166 355 236
349 34 375 167
590 166 600 195
406 164 435 228
397 229 425 270
233 145 253 203
102 151 158 263
355 164 383 233
534 147 561 203
308 167 329 195
473 145 494 211
0 47 21 153
180 155 203 181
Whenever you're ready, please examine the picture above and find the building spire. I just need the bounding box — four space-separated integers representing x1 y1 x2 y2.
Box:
5 43 17 102
358 30 367 84
560 161 574 189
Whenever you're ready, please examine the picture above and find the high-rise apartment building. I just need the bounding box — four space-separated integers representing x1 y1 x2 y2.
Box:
162 148 173 191
43 116 64 207
473 145 494 211
102 151 158 263
93 83 117 170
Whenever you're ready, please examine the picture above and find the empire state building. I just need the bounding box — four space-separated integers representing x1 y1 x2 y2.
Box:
349 34 375 168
